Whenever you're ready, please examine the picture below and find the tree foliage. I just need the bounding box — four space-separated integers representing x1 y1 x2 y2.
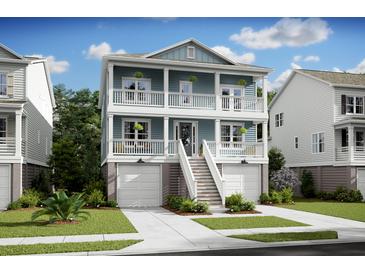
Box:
270 168 299 191
49 84 102 192
269 147 286 176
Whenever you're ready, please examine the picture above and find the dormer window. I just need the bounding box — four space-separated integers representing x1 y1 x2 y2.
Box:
187 46 195 59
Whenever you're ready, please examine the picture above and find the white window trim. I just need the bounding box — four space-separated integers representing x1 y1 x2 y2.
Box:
122 118 152 140
0 71 9 97
220 85 245 96
179 80 193 94
37 130 41 145
0 116 8 138
221 121 245 143
187 46 195 59
346 95 364 115
311 132 325 154
275 112 284 127
294 136 298 149
121 77 152 91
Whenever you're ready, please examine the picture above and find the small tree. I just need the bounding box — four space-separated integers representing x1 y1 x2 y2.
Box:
269 147 285 176
270 167 299 191
300 170 316 198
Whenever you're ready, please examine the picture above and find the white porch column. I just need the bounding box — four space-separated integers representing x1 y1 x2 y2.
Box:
108 114 114 158
215 119 220 157
262 76 268 113
15 110 22 157
214 72 221 111
164 68 169 108
108 63 114 108
348 125 354 161
164 116 169 156
263 121 268 159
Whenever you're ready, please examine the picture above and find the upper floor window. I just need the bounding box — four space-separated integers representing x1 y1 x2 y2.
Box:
275 113 284 127
342 95 364 114
37 130 41 144
0 117 6 138
312 132 324 154
294 136 299 149
122 77 151 92
187 46 195 59
0 73 7 96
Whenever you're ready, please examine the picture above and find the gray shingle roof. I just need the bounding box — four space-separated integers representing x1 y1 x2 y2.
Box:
299 69 365 86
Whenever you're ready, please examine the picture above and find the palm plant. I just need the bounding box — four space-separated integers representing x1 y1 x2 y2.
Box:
32 191 90 223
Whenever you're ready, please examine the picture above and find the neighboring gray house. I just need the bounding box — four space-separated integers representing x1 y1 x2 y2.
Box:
99 38 271 207
0 43 54 209
269 69 365 197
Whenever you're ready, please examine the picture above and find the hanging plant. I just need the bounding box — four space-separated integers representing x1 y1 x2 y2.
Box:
188 75 198 83
133 123 144 131
239 127 247 135
237 79 247 86
134 71 144 79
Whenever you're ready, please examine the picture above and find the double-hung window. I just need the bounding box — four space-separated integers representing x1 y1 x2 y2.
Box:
0 73 7 96
0 117 6 138
179 81 192 104
312 132 325 153
123 120 150 141
346 96 364 114
294 136 299 149
275 113 284 127
187 46 195 59
122 77 151 102
221 123 244 149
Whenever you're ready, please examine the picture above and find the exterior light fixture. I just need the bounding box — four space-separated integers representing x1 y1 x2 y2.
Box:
241 159 248 165
137 158 145 163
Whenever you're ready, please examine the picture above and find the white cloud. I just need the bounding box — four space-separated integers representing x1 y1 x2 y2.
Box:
270 62 302 90
211 45 255 64
148 17 177 23
347 58 365 73
85 42 126 60
293 55 302 62
333 67 343 72
303 55 320 62
29 54 69 74
230 18 332 49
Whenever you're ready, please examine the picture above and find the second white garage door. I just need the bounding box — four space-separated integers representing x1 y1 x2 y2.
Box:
357 168 365 200
223 164 261 202
117 165 161 207
0 165 11 209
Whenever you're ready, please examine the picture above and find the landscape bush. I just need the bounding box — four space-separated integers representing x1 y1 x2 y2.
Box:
268 147 286 176
270 191 283 204
225 193 256 212
317 191 335 200
270 168 299 191
281 187 294 203
102 200 118 208
7 200 22 210
317 187 363 202
259 193 271 204
31 171 52 197
83 180 105 195
166 195 184 210
19 189 42 208
179 199 209 213
86 189 105 208
300 170 316 198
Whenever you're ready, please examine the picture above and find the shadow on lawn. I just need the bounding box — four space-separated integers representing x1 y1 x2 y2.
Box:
0 221 49 227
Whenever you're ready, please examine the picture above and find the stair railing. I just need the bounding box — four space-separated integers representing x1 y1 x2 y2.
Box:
202 139 225 205
177 139 197 199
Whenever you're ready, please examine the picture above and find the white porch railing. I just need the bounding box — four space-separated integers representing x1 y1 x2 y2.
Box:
336 147 349 161
168 93 216 109
168 140 178 155
335 146 365 161
206 141 264 158
177 139 197 199
202 140 225 204
0 137 16 156
221 96 264 112
354 146 365 161
113 139 164 155
113 89 164 107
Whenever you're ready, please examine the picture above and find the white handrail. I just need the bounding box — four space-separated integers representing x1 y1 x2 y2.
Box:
203 140 225 204
177 139 197 199
168 93 216 109
0 137 16 155
113 89 164 106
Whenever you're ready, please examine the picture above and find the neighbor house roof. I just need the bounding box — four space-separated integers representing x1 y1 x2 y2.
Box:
298 69 365 87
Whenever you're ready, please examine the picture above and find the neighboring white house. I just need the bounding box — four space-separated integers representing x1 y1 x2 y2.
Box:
269 69 365 197
0 43 54 209
99 38 272 207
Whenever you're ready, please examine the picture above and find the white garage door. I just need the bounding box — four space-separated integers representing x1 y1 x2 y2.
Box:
223 164 261 202
357 168 365 200
0 165 11 209
117 165 161 207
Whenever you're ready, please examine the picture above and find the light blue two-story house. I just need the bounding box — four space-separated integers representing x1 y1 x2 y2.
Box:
99 38 271 207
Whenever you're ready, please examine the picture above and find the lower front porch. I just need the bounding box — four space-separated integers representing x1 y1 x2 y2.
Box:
335 123 365 163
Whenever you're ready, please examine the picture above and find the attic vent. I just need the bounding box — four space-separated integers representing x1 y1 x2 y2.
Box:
187 46 195 59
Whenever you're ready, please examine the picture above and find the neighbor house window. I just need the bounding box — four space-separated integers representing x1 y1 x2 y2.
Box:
341 128 348 147
0 117 6 138
123 120 150 140
37 130 41 144
275 113 284 127
0 73 7 96
312 132 325 153
187 46 195 59
294 136 298 149
346 96 364 114
221 123 244 143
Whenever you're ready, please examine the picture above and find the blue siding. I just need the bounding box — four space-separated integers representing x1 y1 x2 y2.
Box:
244 121 257 142
153 42 231 65
169 71 214 94
220 74 255 96
113 116 163 140
113 67 164 91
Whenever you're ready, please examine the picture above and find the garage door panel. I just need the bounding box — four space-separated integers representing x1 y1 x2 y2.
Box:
0 165 10 209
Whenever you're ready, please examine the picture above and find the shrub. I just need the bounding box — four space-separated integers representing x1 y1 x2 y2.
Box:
241 200 256 211
103 200 118 208
86 189 105 208
83 180 105 195
19 189 41 208
334 186 348 199
270 168 299 191
166 195 184 210
300 170 316 198
31 171 51 197
225 193 244 208
259 193 271 204
269 147 286 175
281 187 294 204
336 192 351 202
230 205 241 212
32 191 89 223
270 191 282 204
178 199 209 213
194 201 209 213
317 191 335 200
180 199 195 212
349 190 363 202
7 200 22 210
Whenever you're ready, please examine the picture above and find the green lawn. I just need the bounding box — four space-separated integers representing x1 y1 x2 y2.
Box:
193 216 309 230
0 240 141 256
229 231 338 242
278 199 365 222
0 208 137 238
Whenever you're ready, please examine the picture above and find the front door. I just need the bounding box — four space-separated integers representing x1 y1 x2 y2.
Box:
179 122 193 156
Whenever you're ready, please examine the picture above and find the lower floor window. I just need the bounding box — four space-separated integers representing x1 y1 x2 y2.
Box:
0 118 6 138
123 120 150 140
312 132 324 153
221 123 244 143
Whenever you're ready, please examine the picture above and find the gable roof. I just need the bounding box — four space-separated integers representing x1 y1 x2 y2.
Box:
0 43 24 60
143 38 236 65
297 69 365 87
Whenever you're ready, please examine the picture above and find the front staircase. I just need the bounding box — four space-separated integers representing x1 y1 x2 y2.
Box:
188 158 222 206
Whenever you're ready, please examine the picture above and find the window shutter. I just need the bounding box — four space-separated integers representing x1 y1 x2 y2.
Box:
7 73 14 97
341 95 346 114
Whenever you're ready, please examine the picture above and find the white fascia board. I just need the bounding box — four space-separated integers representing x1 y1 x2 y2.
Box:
0 58 30 64
332 84 365 89
0 43 24 60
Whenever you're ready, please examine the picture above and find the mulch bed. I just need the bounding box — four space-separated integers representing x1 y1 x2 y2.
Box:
162 206 212 216
225 210 262 214
53 220 80 225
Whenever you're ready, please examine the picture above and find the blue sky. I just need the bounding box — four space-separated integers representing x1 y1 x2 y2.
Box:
1 17 365 91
